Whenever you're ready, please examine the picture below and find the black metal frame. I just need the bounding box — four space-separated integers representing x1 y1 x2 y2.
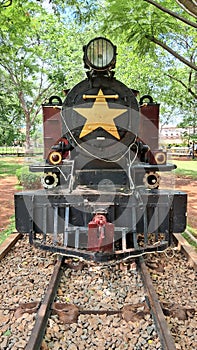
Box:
31 239 169 263
15 186 187 262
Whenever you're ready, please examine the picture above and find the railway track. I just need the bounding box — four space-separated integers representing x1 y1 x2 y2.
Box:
25 257 63 350
23 256 176 350
0 234 196 349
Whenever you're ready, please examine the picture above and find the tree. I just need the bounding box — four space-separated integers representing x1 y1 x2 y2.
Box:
0 78 23 145
101 0 197 71
48 0 197 128
1 0 196 145
0 0 88 150
144 0 197 27
112 38 194 127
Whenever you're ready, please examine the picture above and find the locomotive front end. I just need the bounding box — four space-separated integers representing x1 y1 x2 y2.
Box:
15 37 187 262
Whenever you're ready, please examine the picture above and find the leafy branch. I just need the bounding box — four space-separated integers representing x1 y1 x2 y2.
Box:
144 0 197 28
165 72 197 99
145 35 197 71
0 0 12 8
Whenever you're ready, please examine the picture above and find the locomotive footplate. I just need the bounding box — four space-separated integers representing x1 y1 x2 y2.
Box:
15 187 187 262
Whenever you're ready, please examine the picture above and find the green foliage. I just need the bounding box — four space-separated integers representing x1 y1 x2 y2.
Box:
102 0 197 56
15 166 41 189
0 0 92 148
99 0 197 126
186 225 197 240
182 232 197 250
0 0 196 141
0 69 24 145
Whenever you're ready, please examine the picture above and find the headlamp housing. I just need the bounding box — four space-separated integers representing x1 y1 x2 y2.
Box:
83 37 117 71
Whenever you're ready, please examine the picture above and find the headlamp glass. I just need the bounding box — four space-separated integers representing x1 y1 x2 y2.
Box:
85 37 116 70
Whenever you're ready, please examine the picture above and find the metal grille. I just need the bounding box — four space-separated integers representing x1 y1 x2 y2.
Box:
32 201 172 252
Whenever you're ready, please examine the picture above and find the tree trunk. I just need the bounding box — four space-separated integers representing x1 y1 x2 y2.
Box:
18 91 31 152
25 111 31 152
176 0 197 18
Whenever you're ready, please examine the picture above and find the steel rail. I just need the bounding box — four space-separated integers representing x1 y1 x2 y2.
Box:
25 257 63 350
138 256 176 350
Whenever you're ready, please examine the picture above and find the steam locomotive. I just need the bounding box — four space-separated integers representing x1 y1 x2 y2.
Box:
15 37 187 262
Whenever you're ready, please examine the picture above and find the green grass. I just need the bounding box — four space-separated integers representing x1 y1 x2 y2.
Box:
0 157 24 244
187 225 197 239
172 160 197 179
0 156 23 177
182 231 197 251
0 216 15 245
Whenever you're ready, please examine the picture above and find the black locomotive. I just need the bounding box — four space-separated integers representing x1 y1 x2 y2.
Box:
15 37 187 262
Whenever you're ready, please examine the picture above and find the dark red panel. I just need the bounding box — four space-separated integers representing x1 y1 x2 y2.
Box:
139 104 160 150
43 106 62 159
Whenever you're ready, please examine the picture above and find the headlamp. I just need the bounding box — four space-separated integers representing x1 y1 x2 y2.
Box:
83 37 116 71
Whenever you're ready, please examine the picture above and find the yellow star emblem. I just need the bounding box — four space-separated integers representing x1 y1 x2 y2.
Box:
73 89 127 139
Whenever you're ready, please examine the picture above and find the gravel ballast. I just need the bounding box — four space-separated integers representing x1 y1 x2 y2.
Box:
0 237 196 349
